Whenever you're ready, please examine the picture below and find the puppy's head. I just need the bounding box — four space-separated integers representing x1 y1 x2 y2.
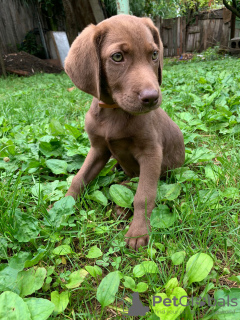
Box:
65 15 163 114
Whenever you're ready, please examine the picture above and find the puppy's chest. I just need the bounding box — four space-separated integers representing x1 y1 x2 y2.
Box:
99 124 136 153
88 118 137 156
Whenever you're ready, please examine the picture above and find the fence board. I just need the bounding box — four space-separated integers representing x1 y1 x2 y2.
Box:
0 0 38 53
0 3 235 58
158 8 232 57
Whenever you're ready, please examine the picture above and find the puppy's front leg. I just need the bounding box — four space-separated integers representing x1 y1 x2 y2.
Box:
125 149 162 250
66 146 111 199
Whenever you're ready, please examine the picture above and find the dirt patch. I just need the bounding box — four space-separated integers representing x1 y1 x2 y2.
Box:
0 51 63 76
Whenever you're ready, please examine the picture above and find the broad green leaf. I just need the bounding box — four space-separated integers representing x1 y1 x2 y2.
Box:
232 124 240 134
99 159 117 176
207 288 240 319
154 243 165 252
9 252 32 270
181 305 194 320
13 209 40 242
133 261 158 278
0 267 19 292
32 180 65 201
183 132 199 144
47 196 75 229
31 183 44 198
123 276 136 290
24 297 55 320
189 92 204 107
17 267 47 297
198 189 220 207
135 282 148 292
67 155 85 172
0 291 31 320
47 266 55 277
94 175 115 187
183 253 213 286
49 119 65 135
87 190 108 206
51 291 69 314
52 245 74 255
171 251 186 266
141 261 158 274
66 269 88 289
39 140 63 157
0 254 30 291
23 160 40 174
94 225 110 234
222 187 240 199
0 238 7 260
205 164 222 183
150 205 176 229
133 264 145 278
24 248 47 268
165 278 179 296
66 144 90 157
0 161 18 171
174 168 199 182
65 124 81 139
85 265 102 278
86 245 103 259
97 271 121 308
109 184 134 208
198 76 207 84
152 287 187 320
179 111 194 123
147 247 157 259
148 314 160 320
46 159 68 174
158 183 181 201
228 275 240 284
186 147 216 164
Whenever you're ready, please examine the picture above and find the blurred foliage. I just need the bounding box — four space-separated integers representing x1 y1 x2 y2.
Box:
17 29 45 58
103 0 223 18
223 0 240 18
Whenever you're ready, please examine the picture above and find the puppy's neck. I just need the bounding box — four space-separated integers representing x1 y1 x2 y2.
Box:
98 100 119 109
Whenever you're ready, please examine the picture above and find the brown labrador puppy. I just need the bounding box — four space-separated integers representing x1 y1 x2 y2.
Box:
64 15 185 250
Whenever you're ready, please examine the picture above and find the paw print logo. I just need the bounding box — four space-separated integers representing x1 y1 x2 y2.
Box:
122 292 149 318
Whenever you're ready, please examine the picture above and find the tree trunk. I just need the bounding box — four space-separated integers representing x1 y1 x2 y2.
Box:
223 0 240 19
0 41 6 78
62 0 78 45
231 12 236 38
62 0 103 45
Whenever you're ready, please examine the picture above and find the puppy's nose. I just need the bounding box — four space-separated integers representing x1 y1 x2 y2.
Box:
139 89 159 106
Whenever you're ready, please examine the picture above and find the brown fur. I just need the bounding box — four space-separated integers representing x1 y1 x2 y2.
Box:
64 15 185 250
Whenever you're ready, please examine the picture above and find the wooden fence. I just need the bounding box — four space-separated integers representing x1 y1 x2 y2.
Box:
0 2 239 57
155 8 240 57
0 0 39 54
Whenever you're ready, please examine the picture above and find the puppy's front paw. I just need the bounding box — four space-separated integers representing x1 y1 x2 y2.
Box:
125 222 151 251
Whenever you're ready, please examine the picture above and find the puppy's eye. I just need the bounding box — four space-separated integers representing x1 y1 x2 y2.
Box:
111 52 123 62
152 51 159 60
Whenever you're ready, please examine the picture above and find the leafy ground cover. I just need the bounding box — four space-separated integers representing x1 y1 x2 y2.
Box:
0 55 240 319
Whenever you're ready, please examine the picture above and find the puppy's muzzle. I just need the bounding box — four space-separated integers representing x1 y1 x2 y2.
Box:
139 89 159 108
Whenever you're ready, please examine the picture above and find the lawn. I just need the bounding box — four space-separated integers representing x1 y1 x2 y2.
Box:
0 55 240 319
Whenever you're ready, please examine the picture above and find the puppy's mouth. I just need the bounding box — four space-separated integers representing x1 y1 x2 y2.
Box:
115 93 161 115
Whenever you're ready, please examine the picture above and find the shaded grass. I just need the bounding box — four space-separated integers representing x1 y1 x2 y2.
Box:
0 57 240 319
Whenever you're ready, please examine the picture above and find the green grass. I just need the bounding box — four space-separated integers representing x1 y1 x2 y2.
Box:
0 56 240 319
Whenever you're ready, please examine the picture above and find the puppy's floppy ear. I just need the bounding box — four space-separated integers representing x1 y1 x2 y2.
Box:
141 18 163 86
65 24 100 99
